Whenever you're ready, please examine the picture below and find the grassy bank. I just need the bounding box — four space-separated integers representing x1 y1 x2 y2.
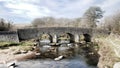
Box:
0 41 35 51
94 34 120 68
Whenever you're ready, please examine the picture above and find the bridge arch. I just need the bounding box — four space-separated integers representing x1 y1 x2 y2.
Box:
39 33 52 44
57 33 75 43
83 33 91 42
66 33 75 43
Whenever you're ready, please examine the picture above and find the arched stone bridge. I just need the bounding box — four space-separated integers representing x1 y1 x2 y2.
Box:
18 27 110 43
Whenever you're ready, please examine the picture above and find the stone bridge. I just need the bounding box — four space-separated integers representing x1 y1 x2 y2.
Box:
0 27 110 43
18 27 92 43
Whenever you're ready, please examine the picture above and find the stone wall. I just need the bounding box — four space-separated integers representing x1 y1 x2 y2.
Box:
18 28 38 40
0 31 19 43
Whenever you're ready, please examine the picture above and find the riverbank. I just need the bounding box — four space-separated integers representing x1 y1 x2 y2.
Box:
0 41 38 64
0 47 37 64
95 34 120 68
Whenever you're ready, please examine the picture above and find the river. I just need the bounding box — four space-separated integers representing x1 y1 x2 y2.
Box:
0 56 96 68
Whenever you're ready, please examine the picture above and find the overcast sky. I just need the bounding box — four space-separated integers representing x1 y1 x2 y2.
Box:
0 0 120 24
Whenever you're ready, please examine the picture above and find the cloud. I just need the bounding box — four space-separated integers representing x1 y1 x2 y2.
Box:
0 0 120 23
42 0 95 18
0 0 52 23
0 0 96 22
101 0 120 8
4 0 51 18
96 0 120 16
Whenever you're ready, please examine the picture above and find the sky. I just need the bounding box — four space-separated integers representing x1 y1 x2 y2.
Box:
0 0 120 24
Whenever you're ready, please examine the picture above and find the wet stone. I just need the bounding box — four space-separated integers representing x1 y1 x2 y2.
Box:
58 44 75 58
39 45 58 58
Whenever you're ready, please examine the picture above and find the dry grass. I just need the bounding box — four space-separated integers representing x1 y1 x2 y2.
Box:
96 35 120 68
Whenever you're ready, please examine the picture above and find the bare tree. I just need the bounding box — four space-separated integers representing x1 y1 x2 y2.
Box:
81 6 103 28
101 11 120 34
32 18 46 27
0 18 13 31
32 16 82 27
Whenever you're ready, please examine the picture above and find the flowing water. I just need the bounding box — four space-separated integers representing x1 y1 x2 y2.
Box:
0 56 96 68
0 43 98 68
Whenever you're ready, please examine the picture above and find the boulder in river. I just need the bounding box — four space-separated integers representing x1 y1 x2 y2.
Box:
54 56 64 61
113 62 120 68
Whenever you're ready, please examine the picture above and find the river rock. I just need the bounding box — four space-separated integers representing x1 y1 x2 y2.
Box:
58 45 74 57
13 51 21 55
20 50 27 54
113 62 120 68
35 52 41 56
6 60 17 68
54 56 63 61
